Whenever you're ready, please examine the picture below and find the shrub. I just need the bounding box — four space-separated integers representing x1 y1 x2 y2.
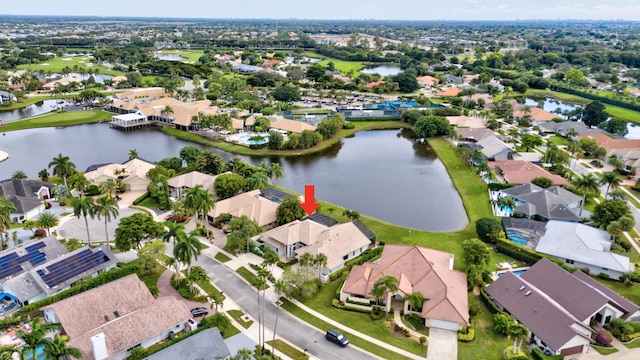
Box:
488 183 515 191
331 299 344 309
480 288 503 314
370 309 385 320
87 185 101 196
132 192 149 205
44 202 52 209
343 122 355 129
457 326 475 342
34 229 46 238
495 238 542 265
394 324 410 337
531 348 563 360
596 329 613 346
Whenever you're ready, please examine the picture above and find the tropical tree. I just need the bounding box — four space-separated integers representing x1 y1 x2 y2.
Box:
11 170 27 180
99 179 119 199
226 215 261 252
251 274 267 355
36 212 58 236
173 231 206 289
600 172 621 199
496 195 516 211
128 149 139 160
271 280 288 358
404 291 424 312
67 173 90 195
0 197 16 250
162 222 186 245
275 197 306 226
207 290 225 312
72 196 96 247
94 196 119 249
38 169 50 182
114 213 164 251
245 169 269 191
161 105 174 118
462 238 491 288
507 321 529 354
314 253 328 279
268 163 283 186
299 252 314 276
17 318 62 360
572 173 600 216
183 185 215 239
49 153 76 188
45 334 82 359
373 275 399 315
342 209 360 220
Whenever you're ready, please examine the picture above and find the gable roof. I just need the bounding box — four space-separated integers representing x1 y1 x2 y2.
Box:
260 219 328 247
144 328 230 360
435 88 462 97
455 128 495 142
45 274 191 359
535 221 631 274
485 272 592 352
207 189 279 227
579 134 640 152
0 179 54 214
0 237 68 284
477 136 513 160
294 222 372 270
84 158 155 184
342 245 468 325
167 171 218 195
269 118 317 133
571 271 640 320
489 160 568 186
513 107 558 122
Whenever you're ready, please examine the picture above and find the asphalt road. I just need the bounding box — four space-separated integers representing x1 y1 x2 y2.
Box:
193 254 376 360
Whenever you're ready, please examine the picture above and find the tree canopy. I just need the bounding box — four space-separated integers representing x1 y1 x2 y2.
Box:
275 197 306 226
414 115 453 138
114 213 164 251
214 173 247 200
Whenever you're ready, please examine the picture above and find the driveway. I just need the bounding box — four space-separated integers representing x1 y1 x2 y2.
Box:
58 207 142 245
426 328 458 360
156 268 212 315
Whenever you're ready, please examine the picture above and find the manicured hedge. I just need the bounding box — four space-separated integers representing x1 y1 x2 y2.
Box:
495 238 543 265
480 287 503 315
132 192 150 205
458 326 475 342
531 348 563 360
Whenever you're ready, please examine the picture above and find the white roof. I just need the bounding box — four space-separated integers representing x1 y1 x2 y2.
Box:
535 221 631 273
112 112 146 122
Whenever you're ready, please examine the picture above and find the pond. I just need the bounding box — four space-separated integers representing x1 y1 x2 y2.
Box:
154 53 185 61
0 100 71 123
0 125 467 231
361 65 403 76
66 73 114 84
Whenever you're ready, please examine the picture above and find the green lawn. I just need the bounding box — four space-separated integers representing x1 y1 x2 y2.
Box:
214 252 232 262
625 338 640 349
0 110 112 132
622 186 640 208
236 266 268 289
547 135 570 146
592 346 619 355
265 340 309 360
304 51 364 77
138 196 160 210
299 279 426 356
17 55 125 76
280 298 416 360
227 309 254 329
596 276 640 306
459 294 512 360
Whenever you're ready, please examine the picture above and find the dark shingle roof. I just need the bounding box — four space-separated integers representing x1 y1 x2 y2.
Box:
352 219 376 242
260 188 294 202
307 213 338 227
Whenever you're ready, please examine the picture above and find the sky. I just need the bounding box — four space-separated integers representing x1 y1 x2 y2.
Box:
3 0 640 21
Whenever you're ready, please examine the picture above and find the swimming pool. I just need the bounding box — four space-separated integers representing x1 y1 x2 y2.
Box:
506 230 528 246
498 269 527 277
228 133 270 146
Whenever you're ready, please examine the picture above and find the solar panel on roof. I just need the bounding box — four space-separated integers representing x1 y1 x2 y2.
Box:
41 250 110 288
25 242 46 251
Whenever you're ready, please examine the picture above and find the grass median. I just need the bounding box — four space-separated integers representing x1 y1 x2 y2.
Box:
280 298 417 360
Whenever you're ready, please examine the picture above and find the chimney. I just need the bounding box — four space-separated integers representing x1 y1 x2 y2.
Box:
91 333 108 360
449 254 454 270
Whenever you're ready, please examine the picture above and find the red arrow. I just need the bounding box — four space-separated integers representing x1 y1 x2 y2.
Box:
300 184 320 215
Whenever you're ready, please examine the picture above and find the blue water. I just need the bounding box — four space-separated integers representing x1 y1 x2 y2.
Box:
26 345 44 360
506 230 528 246
498 269 527 277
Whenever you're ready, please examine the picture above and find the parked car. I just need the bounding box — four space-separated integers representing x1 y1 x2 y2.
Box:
325 329 349 347
190 307 208 317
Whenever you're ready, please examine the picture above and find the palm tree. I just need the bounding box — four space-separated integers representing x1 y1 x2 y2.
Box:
128 149 139 160
38 169 50 182
507 321 529 354
0 196 17 251
600 172 621 199
404 291 424 312
163 222 186 245
183 185 215 238
496 195 516 211
371 275 399 316
251 275 267 355
48 153 76 189
17 318 62 360
271 279 288 358
299 252 313 276
36 212 58 236
161 105 174 119
246 169 269 190
94 196 119 249
0 345 20 360
11 170 27 180
45 334 82 359
173 231 205 289
572 173 600 216
268 163 283 186
314 253 328 279
72 196 96 247
99 179 119 199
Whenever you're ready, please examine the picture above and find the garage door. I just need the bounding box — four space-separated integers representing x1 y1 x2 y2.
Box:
560 345 584 355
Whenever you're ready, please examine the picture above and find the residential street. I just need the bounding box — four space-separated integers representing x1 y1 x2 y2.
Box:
191 250 378 360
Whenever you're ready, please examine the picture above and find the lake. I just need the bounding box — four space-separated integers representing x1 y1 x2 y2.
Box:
0 100 71 123
361 65 403 76
0 125 467 231
154 53 185 61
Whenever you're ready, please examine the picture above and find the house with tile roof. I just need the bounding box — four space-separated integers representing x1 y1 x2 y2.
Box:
498 184 582 222
512 107 559 125
435 87 462 97
206 189 279 229
340 245 469 331
0 179 54 222
579 134 640 155
476 135 514 161
255 219 372 279
84 158 155 192
488 160 568 186
167 171 220 199
486 258 640 356
269 118 317 134
535 221 633 279
43 274 192 360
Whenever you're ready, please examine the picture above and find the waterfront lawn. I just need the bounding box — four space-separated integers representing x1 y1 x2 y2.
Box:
597 276 640 306
280 298 415 360
304 51 364 77
0 110 111 132
299 279 426 357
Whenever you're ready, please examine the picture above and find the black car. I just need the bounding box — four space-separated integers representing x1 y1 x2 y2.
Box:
190 307 208 317
325 329 349 347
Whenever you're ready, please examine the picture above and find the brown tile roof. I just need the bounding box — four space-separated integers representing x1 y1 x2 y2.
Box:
446 116 485 128
365 81 384 89
167 171 218 195
207 189 278 227
416 75 439 85
579 134 640 152
269 118 317 134
455 128 495 142
45 275 191 359
513 107 558 122
485 272 592 352
435 88 462 97
342 245 468 325
489 160 568 186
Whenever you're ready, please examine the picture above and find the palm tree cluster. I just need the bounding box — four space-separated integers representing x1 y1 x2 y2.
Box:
0 318 81 360
298 252 329 278
70 195 119 248
0 196 17 250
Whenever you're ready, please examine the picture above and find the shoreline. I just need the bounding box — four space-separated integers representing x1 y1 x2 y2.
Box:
0 150 7 163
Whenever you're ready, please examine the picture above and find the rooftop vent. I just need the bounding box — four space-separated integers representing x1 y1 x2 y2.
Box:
525 291 532 296
114 311 120 318
104 315 110 322
518 285 525 291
